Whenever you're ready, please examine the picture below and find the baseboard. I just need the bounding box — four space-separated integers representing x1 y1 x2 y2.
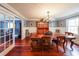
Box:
0 44 15 56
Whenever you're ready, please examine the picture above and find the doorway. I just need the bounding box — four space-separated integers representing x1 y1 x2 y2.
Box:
15 20 22 39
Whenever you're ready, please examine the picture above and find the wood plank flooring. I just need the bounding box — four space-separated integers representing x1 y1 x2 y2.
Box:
6 37 79 56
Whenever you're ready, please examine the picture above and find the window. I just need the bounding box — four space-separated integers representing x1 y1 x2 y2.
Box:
0 14 5 52
0 10 21 53
0 13 14 53
66 17 79 34
0 14 4 44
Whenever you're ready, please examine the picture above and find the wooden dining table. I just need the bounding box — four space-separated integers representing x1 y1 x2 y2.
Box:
30 33 52 51
30 33 76 51
31 33 52 38
65 35 76 41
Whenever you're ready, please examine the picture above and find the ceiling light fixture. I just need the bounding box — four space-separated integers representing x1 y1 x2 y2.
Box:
40 11 53 22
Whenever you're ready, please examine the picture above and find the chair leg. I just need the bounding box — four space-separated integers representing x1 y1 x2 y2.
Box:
65 40 67 46
63 43 65 53
56 44 59 52
70 41 74 51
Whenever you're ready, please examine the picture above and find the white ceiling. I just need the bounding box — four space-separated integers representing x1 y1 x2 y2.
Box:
8 3 79 20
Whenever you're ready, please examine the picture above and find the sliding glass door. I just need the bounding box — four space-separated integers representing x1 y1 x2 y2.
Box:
0 14 5 52
0 13 14 53
9 17 14 45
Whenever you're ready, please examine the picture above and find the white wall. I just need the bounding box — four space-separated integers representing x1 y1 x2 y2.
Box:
49 19 66 33
22 20 37 39
22 26 37 39
49 27 66 33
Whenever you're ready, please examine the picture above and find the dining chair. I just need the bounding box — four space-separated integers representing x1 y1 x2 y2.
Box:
42 36 51 51
31 38 41 51
70 39 79 51
57 36 66 52
52 36 66 53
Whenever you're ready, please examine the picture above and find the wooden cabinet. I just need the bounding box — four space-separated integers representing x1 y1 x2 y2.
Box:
37 21 49 34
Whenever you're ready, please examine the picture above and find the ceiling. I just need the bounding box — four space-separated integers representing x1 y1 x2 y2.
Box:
8 3 79 20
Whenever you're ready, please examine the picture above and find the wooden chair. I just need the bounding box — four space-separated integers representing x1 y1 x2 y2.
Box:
31 38 42 51
52 36 66 52
42 37 51 51
57 36 66 52
70 39 79 51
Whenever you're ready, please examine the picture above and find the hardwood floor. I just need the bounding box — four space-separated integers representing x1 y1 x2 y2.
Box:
6 37 79 56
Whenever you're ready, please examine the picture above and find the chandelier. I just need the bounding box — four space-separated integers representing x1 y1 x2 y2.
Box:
40 11 53 22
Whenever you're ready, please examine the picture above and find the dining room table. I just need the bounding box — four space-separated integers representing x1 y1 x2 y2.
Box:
30 32 76 51
51 33 76 51
30 33 52 51
65 35 76 41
